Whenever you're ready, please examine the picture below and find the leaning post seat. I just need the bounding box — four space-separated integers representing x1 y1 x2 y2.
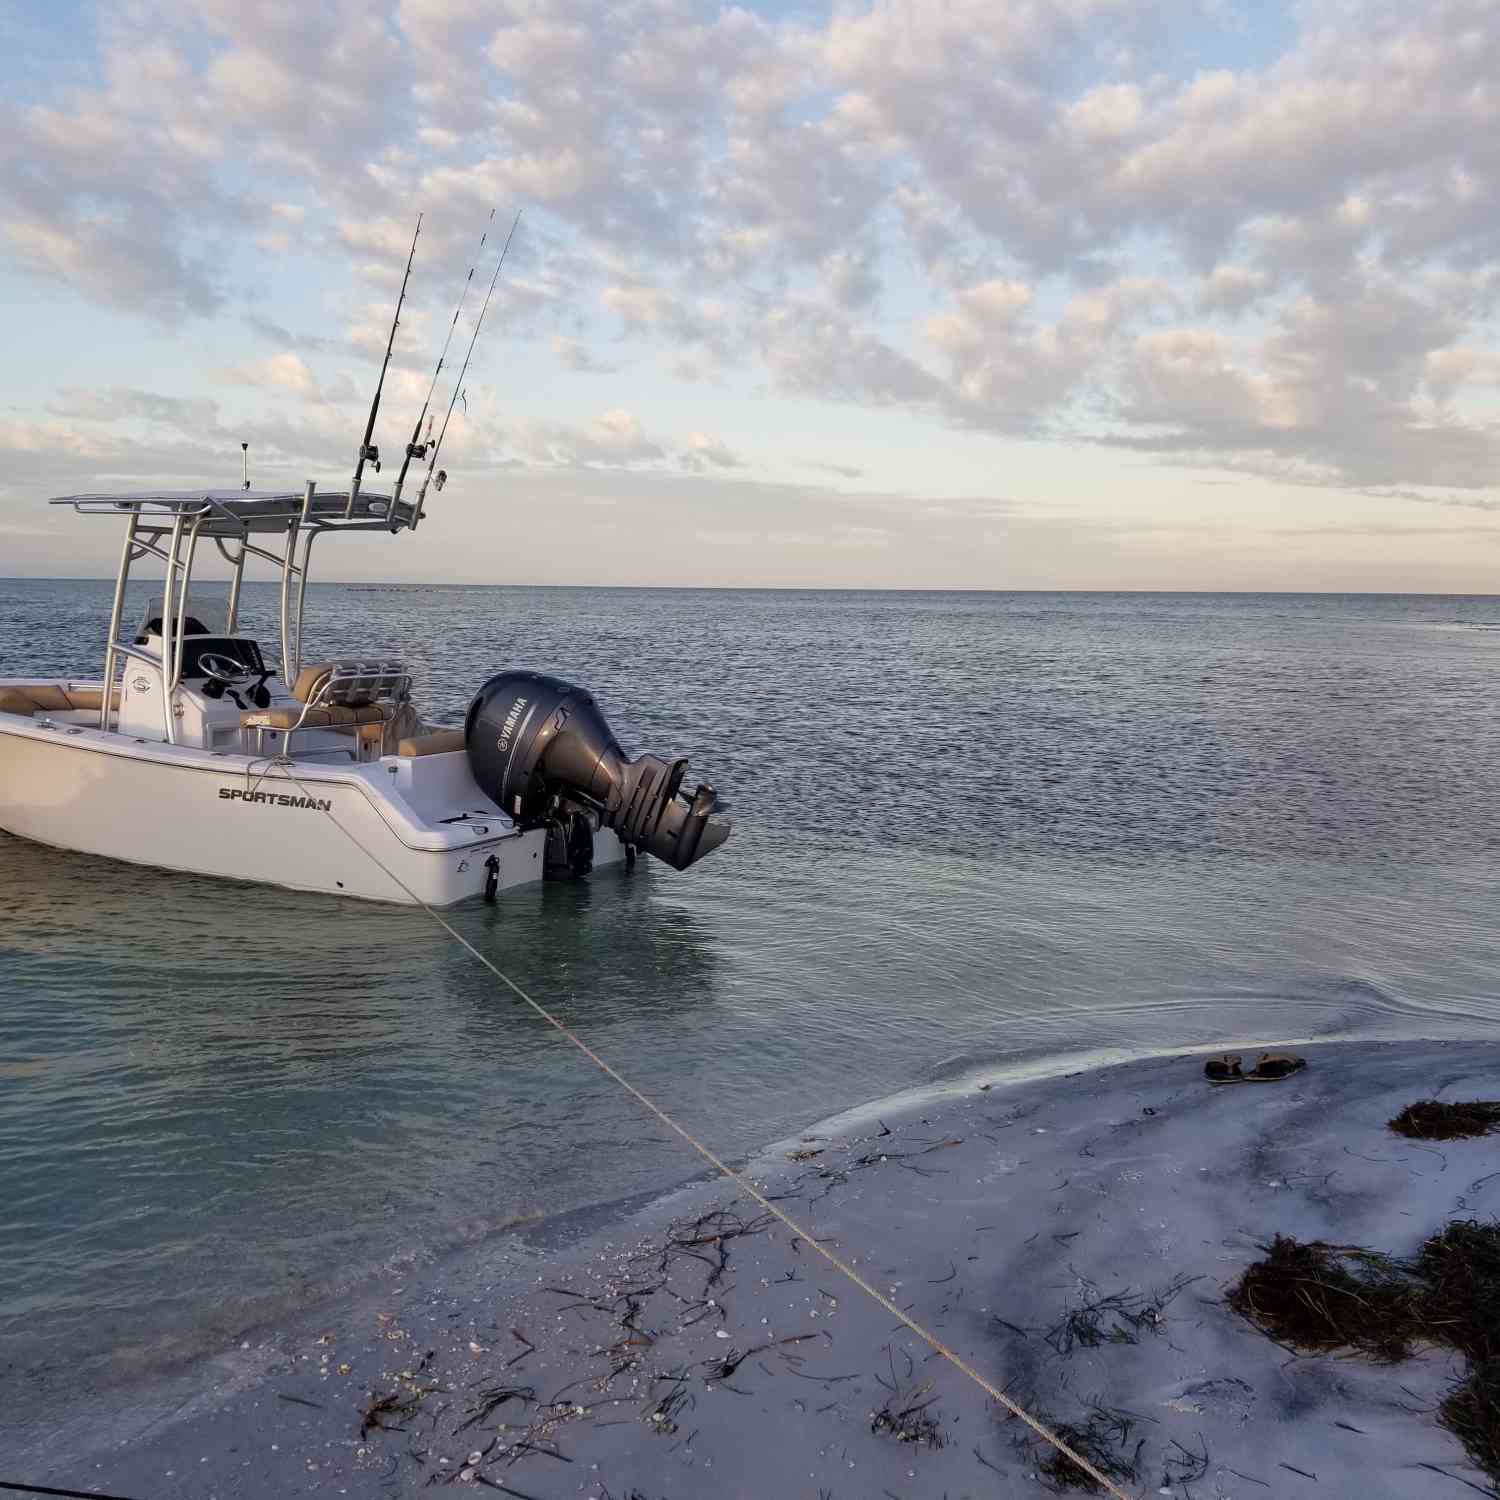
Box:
288 661 408 708
240 659 413 757
241 702 393 731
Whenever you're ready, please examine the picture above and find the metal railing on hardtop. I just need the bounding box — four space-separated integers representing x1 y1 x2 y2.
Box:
52 487 418 741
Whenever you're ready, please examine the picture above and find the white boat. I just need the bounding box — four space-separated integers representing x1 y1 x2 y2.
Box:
0 226 729 905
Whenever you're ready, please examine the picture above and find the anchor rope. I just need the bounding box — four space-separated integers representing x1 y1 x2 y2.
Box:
269 761 1136 1500
243 751 296 799
0 1482 144 1500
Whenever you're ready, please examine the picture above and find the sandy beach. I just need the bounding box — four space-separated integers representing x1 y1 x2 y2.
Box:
12 1038 1500 1499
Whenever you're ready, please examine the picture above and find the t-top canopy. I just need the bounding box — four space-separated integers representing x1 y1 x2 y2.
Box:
48 488 417 537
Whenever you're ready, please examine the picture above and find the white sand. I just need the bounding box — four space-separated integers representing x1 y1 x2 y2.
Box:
17 1038 1500 1498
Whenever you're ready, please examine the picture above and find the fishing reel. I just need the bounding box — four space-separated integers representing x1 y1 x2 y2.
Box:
400 447 443 489
465 671 731 871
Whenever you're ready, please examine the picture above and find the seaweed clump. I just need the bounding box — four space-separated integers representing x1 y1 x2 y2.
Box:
1021 1405 1141 1496
1230 1220 1500 1485
1389 1100 1500 1140
1441 1359 1500 1483
1226 1234 1422 1361
870 1394 945 1448
1044 1273 1198 1355
1415 1221 1500 1362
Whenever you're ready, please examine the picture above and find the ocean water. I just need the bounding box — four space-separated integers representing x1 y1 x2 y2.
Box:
3 581 1500 1410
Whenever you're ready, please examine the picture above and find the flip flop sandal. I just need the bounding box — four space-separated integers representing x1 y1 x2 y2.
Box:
1245 1052 1306 1082
1204 1053 1244 1084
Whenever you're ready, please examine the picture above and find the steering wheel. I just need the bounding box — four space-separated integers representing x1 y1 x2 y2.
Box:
198 652 254 686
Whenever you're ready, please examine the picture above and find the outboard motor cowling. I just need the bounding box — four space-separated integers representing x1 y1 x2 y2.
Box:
465 671 731 871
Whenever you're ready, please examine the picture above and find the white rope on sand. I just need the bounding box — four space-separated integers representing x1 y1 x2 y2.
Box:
282 767 1137 1500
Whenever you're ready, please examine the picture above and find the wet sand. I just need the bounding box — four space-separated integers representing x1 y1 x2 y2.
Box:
11 1039 1500 1498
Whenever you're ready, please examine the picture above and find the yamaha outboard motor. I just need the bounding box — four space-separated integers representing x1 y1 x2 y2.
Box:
465 671 731 872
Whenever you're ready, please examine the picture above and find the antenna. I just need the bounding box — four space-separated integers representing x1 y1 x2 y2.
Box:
413 209 522 523
346 214 422 518
391 208 497 515
241 441 250 492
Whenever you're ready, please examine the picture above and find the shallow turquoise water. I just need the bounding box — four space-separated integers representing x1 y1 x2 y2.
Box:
3 582 1500 1395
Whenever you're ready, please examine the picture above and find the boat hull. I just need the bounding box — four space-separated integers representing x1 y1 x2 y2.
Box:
0 715 623 905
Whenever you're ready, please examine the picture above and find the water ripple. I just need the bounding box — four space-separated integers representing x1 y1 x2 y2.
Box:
2 583 1500 1400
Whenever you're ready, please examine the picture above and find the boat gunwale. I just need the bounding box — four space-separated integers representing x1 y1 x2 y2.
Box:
0 698 520 858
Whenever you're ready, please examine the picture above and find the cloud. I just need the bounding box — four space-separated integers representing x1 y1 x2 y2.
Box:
5 0 1500 515
496 408 749 474
760 301 946 409
1273 523 1500 538
1195 265 1269 317
228 353 318 397
50 387 223 433
678 432 744 472
552 336 617 373
242 315 338 355
39 382 382 487
1425 347 1500 406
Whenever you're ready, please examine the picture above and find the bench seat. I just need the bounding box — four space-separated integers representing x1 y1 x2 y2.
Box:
0 684 121 716
396 728 466 757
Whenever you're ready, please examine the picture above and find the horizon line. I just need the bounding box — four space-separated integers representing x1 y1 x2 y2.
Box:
4 576 1500 598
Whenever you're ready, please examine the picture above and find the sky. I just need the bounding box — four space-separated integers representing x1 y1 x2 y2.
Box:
2 0 1500 590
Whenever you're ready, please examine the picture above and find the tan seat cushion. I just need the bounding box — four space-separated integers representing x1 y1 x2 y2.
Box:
242 702 393 731
65 687 121 711
381 701 424 757
26 686 73 712
0 687 47 716
289 662 337 703
0 684 121 716
396 728 466 758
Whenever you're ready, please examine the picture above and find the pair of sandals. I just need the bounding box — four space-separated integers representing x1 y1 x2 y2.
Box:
1205 1052 1306 1085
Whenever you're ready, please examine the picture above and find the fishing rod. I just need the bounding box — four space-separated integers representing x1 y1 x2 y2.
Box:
346 213 422 518
412 209 522 525
391 208 497 517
